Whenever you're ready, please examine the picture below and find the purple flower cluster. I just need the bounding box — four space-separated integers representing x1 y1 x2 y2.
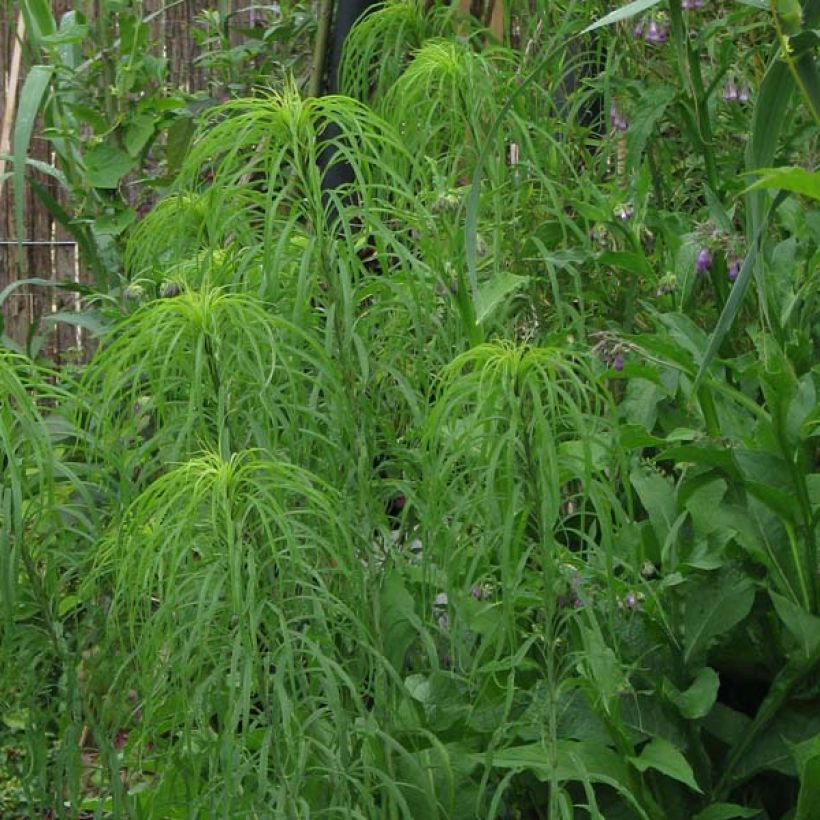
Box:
723 81 750 105
696 248 713 275
615 202 635 222
610 103 629 133
634 17 669 45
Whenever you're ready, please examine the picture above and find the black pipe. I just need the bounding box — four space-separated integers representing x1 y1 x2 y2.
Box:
318 0 379 199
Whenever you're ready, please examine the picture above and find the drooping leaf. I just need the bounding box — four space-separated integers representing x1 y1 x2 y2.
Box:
744 166 820 200
582 0 664 34
669 666 720 720
629 736 702 792
770 592 820 658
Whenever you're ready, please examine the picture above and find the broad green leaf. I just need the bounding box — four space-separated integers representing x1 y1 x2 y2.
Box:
13 65 54 270
94 208 136 236
629 736 702 793
166 116 197 177
20 0 56 44
40 21 88 46
796 753 820 820
792 735 820 820
733 703 820 783
693 804 762 820
57 594 82 617
630 465 676 545
582 0 663 34
1 709 29 731
380 571 417 673
627 85 676 171
682 569 755 666
669 666 720 720
703 703 751 747
475 272 529 324
125 114 156 157
43 310 109 337
84 143 137 189
471 739 634 788
745 166 820 200
770 591 820 658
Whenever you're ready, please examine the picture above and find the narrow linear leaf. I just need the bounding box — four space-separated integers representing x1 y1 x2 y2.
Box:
13 65 54 270
692 191 788 392
582 0 663 34
692 804 762 820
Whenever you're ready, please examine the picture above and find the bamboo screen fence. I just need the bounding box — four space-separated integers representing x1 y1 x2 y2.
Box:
0 0 214 361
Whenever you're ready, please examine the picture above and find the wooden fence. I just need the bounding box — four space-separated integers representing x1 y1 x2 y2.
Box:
0 0 215 361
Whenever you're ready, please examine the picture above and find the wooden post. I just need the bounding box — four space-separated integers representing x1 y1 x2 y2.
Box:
0 13 25 200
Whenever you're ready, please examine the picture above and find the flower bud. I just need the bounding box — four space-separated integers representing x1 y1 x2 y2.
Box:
696 248 713 274
644 19 668 44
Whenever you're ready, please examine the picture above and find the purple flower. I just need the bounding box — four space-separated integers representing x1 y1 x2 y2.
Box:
610 103 629 133
624 592 638 610
632 22 644 38
738 87 750 105
728 259 741 282
723 82 739 104
471 585 485 600
644 19 668 44
615 203 634 222
696 248 713 274
613 354 625 372
682 0 703 9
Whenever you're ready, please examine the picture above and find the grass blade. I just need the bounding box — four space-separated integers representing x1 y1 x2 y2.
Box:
582 0 663 34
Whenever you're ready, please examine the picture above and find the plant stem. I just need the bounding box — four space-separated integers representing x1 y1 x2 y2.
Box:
669 0 719 192
309 0 335 98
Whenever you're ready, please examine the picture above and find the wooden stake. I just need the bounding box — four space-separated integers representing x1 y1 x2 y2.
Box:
0 13 26 200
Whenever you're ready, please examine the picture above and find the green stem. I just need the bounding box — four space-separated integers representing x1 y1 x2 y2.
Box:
669 0 719 192
696 385 721 438
309 0 334 98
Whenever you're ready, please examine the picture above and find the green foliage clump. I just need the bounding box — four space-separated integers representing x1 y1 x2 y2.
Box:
2 0 818 817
